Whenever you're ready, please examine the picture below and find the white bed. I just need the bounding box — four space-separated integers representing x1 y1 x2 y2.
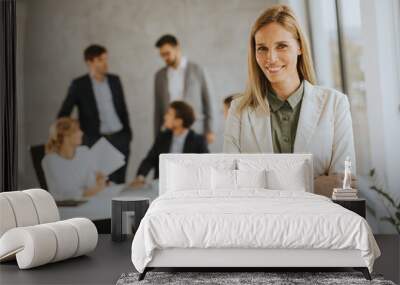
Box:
131 154 380 280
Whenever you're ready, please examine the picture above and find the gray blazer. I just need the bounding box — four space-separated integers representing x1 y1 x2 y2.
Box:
154 61 213 136
223 81 356 177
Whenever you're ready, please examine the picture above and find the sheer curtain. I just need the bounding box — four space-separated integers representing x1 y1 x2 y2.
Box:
0 0 17 192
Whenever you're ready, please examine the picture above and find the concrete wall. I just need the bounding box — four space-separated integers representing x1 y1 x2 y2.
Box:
17 0 277 187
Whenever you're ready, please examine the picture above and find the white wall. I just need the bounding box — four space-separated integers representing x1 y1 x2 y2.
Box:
17 0 277 188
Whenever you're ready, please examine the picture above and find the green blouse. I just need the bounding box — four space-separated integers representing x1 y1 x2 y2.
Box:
267 81 304 153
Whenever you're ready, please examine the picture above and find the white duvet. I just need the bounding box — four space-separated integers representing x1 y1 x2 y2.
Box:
131 189 380 273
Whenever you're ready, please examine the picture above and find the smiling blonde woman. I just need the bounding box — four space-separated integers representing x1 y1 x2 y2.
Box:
223 5 356 196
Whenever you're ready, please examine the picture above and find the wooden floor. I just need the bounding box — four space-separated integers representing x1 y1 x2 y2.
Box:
0 234 398 285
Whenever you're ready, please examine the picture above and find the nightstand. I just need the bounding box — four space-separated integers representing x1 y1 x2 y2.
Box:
332 198 366 218
111 197 150 242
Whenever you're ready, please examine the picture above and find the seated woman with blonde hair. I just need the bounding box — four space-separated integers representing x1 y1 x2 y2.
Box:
42 117 106 201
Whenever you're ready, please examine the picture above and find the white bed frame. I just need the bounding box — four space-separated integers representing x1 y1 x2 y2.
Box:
139 154 370 280
148 248 365 268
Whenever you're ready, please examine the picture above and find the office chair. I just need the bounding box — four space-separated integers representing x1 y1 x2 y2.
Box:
29 144 48 190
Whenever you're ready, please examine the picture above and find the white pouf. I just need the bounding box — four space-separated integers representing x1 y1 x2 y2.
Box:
24 189 60 223
42 221 79 262
0 226 57 268
0 189 98 269
0 195 17 237
1 191 39 227
65 218 98 257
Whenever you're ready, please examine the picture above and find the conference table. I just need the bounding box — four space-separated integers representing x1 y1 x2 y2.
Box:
58 180 159 221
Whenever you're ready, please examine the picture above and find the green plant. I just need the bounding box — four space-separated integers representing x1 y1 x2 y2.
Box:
369 169 400 234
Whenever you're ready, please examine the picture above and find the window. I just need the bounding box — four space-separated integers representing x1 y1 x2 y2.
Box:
337 0 371 176
308 0 371 176
308 0 342 91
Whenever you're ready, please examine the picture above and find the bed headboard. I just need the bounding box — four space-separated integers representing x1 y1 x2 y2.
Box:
159 153 313 195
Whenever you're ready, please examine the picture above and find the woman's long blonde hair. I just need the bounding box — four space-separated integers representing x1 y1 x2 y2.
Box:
45 117 80 154
238 4 316 114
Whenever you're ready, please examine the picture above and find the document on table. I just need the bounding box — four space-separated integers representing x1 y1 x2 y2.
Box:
90 137 125 176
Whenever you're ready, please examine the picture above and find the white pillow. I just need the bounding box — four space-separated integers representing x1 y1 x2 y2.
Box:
165 158 236 192
237 169 267 189
238 159 307 191
211 168 267 191
266 162 306 191
211 168 236 190
167 162 211 191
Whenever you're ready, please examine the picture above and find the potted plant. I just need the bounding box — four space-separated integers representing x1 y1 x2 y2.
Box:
369 169 400 234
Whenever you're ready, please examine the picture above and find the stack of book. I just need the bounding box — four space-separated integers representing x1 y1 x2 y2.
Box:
332 188 358 200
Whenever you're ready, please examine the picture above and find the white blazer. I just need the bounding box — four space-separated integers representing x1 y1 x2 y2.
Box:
223 81 356 177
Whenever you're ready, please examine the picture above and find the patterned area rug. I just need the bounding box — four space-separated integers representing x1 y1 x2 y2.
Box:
116 271 396 285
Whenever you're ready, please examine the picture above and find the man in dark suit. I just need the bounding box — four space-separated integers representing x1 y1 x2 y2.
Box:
58 44 132 183
130 101 208 188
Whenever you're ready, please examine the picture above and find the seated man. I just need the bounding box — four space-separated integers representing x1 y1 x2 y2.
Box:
130 101 209 188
